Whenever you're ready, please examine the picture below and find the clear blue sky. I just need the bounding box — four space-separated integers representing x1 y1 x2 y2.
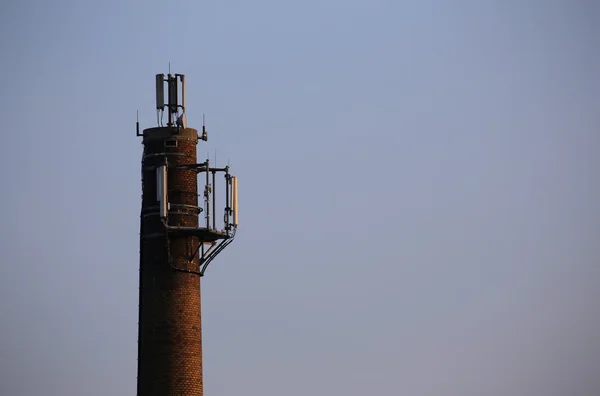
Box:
1 1 599 395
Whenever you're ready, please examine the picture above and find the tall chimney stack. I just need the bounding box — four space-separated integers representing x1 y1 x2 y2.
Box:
136 73 238 396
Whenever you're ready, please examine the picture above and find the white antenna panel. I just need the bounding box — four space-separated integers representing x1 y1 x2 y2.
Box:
155 74 164 109
156 165 168 218
232 176 238 225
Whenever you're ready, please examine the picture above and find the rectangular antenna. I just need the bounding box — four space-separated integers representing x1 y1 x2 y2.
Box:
155 74 164 109
180 75 186 110
156 165 168 218
232 176 238 226
168 74 178 111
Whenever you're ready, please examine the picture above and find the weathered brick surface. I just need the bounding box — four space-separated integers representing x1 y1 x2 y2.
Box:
138 127 204 396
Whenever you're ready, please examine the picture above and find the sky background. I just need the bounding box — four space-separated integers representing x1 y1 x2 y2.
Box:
1 1 599 395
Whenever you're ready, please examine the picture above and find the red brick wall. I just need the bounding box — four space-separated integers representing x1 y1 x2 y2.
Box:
138 127 204 396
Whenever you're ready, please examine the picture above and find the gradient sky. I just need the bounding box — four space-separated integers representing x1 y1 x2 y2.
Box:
1 1 599 395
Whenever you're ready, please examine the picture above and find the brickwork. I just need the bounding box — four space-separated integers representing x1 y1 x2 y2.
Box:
138 127 204 396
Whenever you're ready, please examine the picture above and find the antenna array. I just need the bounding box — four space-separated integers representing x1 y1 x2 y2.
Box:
156 73 186 128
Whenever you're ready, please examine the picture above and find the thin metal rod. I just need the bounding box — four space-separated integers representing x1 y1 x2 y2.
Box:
212 171 216 230
205 159 210 228
225 174 230 231
232 176 238 226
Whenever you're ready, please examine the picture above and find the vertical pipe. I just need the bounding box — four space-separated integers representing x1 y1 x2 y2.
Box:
167 75 173 126
232 177 238 226
180 75 186 110
205 160 210 228
225 173 230 231
212 171 216 230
